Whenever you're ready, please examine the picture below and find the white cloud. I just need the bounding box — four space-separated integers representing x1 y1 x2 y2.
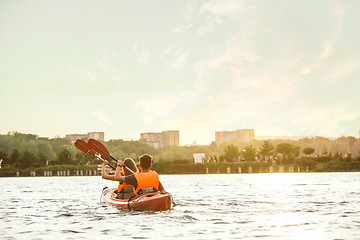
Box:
300 17 342 75
195 23 259 81
159 46 172 59
292 103 358 137
197 16 222 37
138 49 151 65
92 111 113 126
170 50 189 69
95 49 117 72
331 6 345 16
83 70 96 82
173 23 194 34
199 0 243 16
134 94 185 125
68 65 77 71
133 44 138 53
172 3 195 33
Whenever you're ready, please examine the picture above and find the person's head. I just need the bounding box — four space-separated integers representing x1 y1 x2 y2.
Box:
139 154 153 171
123 158 138 175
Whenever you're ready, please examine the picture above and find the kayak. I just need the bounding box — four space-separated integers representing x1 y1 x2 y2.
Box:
101 187 173 211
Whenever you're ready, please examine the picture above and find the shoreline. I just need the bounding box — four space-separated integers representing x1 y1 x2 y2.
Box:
1 161 360 177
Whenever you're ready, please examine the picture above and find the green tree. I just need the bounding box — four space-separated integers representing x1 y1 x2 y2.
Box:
57 148 73 165
37 152 47 167
276 143 300 164
17 151 38 169
10 148 20 166
74 152 94 165
259 140 274 158
242 145 257 161
50 138 72 154
303 147 315 155
37 141 56 161
223 144 240 162
0 151 8 166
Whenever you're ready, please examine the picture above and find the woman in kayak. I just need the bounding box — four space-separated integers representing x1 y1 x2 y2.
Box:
102 153 166 195
101 157 138 199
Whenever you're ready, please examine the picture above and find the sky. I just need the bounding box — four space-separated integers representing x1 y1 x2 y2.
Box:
0 0 359 145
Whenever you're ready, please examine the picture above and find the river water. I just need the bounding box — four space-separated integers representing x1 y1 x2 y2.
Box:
1 173 360 240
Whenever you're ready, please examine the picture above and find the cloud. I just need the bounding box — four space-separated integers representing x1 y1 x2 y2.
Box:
133 44 138 53
195 22 259 81
170 50 189 69
331 6 345 16
95 48 117 72
83 70 97 82
138 49 151 65
159 46 172 59
172 3 195 33
134 94 186 125
300 17 342 75
92 111 113 125
292 102 359 137
173 23 194 34
159 46 189 70
68 64 96 82
195 0 245 36
196 16 222 37
199 0 243 16
68 48 123 83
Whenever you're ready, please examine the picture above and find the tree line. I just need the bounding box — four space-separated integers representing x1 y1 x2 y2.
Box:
0 132 360 172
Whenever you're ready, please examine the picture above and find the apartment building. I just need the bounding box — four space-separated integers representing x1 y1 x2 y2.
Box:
215 129 254 144
140 130 179 148
65 132 104 143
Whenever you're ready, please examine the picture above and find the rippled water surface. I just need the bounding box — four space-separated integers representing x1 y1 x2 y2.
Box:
1 173 360 239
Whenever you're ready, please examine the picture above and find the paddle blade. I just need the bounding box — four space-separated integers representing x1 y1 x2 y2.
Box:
74 139 94 155
88 138 110 157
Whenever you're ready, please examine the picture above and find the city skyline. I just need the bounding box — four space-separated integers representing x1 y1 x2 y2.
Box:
3 128 359 147
1 1 359 145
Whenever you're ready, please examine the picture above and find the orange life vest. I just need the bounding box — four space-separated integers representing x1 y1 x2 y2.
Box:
133 170 159 195
117 170 133 192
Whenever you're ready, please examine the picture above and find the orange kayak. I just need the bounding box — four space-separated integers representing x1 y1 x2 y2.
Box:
101 187 173 211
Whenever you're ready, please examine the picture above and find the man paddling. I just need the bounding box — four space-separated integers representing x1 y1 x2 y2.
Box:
101 153 166 196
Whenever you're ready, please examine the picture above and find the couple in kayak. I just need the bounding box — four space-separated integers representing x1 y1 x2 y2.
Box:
101 154 166 199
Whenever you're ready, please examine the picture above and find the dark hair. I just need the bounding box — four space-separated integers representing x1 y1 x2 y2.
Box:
139 154 153 170
123 158 138 175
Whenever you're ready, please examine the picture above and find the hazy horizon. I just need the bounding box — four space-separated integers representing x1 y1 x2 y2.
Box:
1 0 359 145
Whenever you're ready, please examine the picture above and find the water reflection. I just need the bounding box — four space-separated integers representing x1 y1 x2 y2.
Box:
1 173 360 239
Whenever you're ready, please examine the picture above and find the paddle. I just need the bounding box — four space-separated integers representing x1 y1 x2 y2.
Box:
88 138 117 162
74 139 95 155
87 138 135 174
74 139 116 170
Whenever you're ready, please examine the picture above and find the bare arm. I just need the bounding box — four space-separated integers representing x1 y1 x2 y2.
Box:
158 181 166 194
113 170 126 182
101 161 123 181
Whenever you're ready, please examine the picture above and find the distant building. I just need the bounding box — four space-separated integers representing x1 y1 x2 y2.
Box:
65 132 104 143
215 129 254 144
140 132 162 148
88 132 105 141
140 130 179 148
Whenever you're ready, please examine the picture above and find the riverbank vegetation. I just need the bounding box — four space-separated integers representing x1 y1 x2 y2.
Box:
1 132 360 177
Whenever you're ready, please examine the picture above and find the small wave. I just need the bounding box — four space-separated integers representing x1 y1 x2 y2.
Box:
62 229 84 234
214 221 231 224
55 213 74 218
18 231 33 234
178 214 198 222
